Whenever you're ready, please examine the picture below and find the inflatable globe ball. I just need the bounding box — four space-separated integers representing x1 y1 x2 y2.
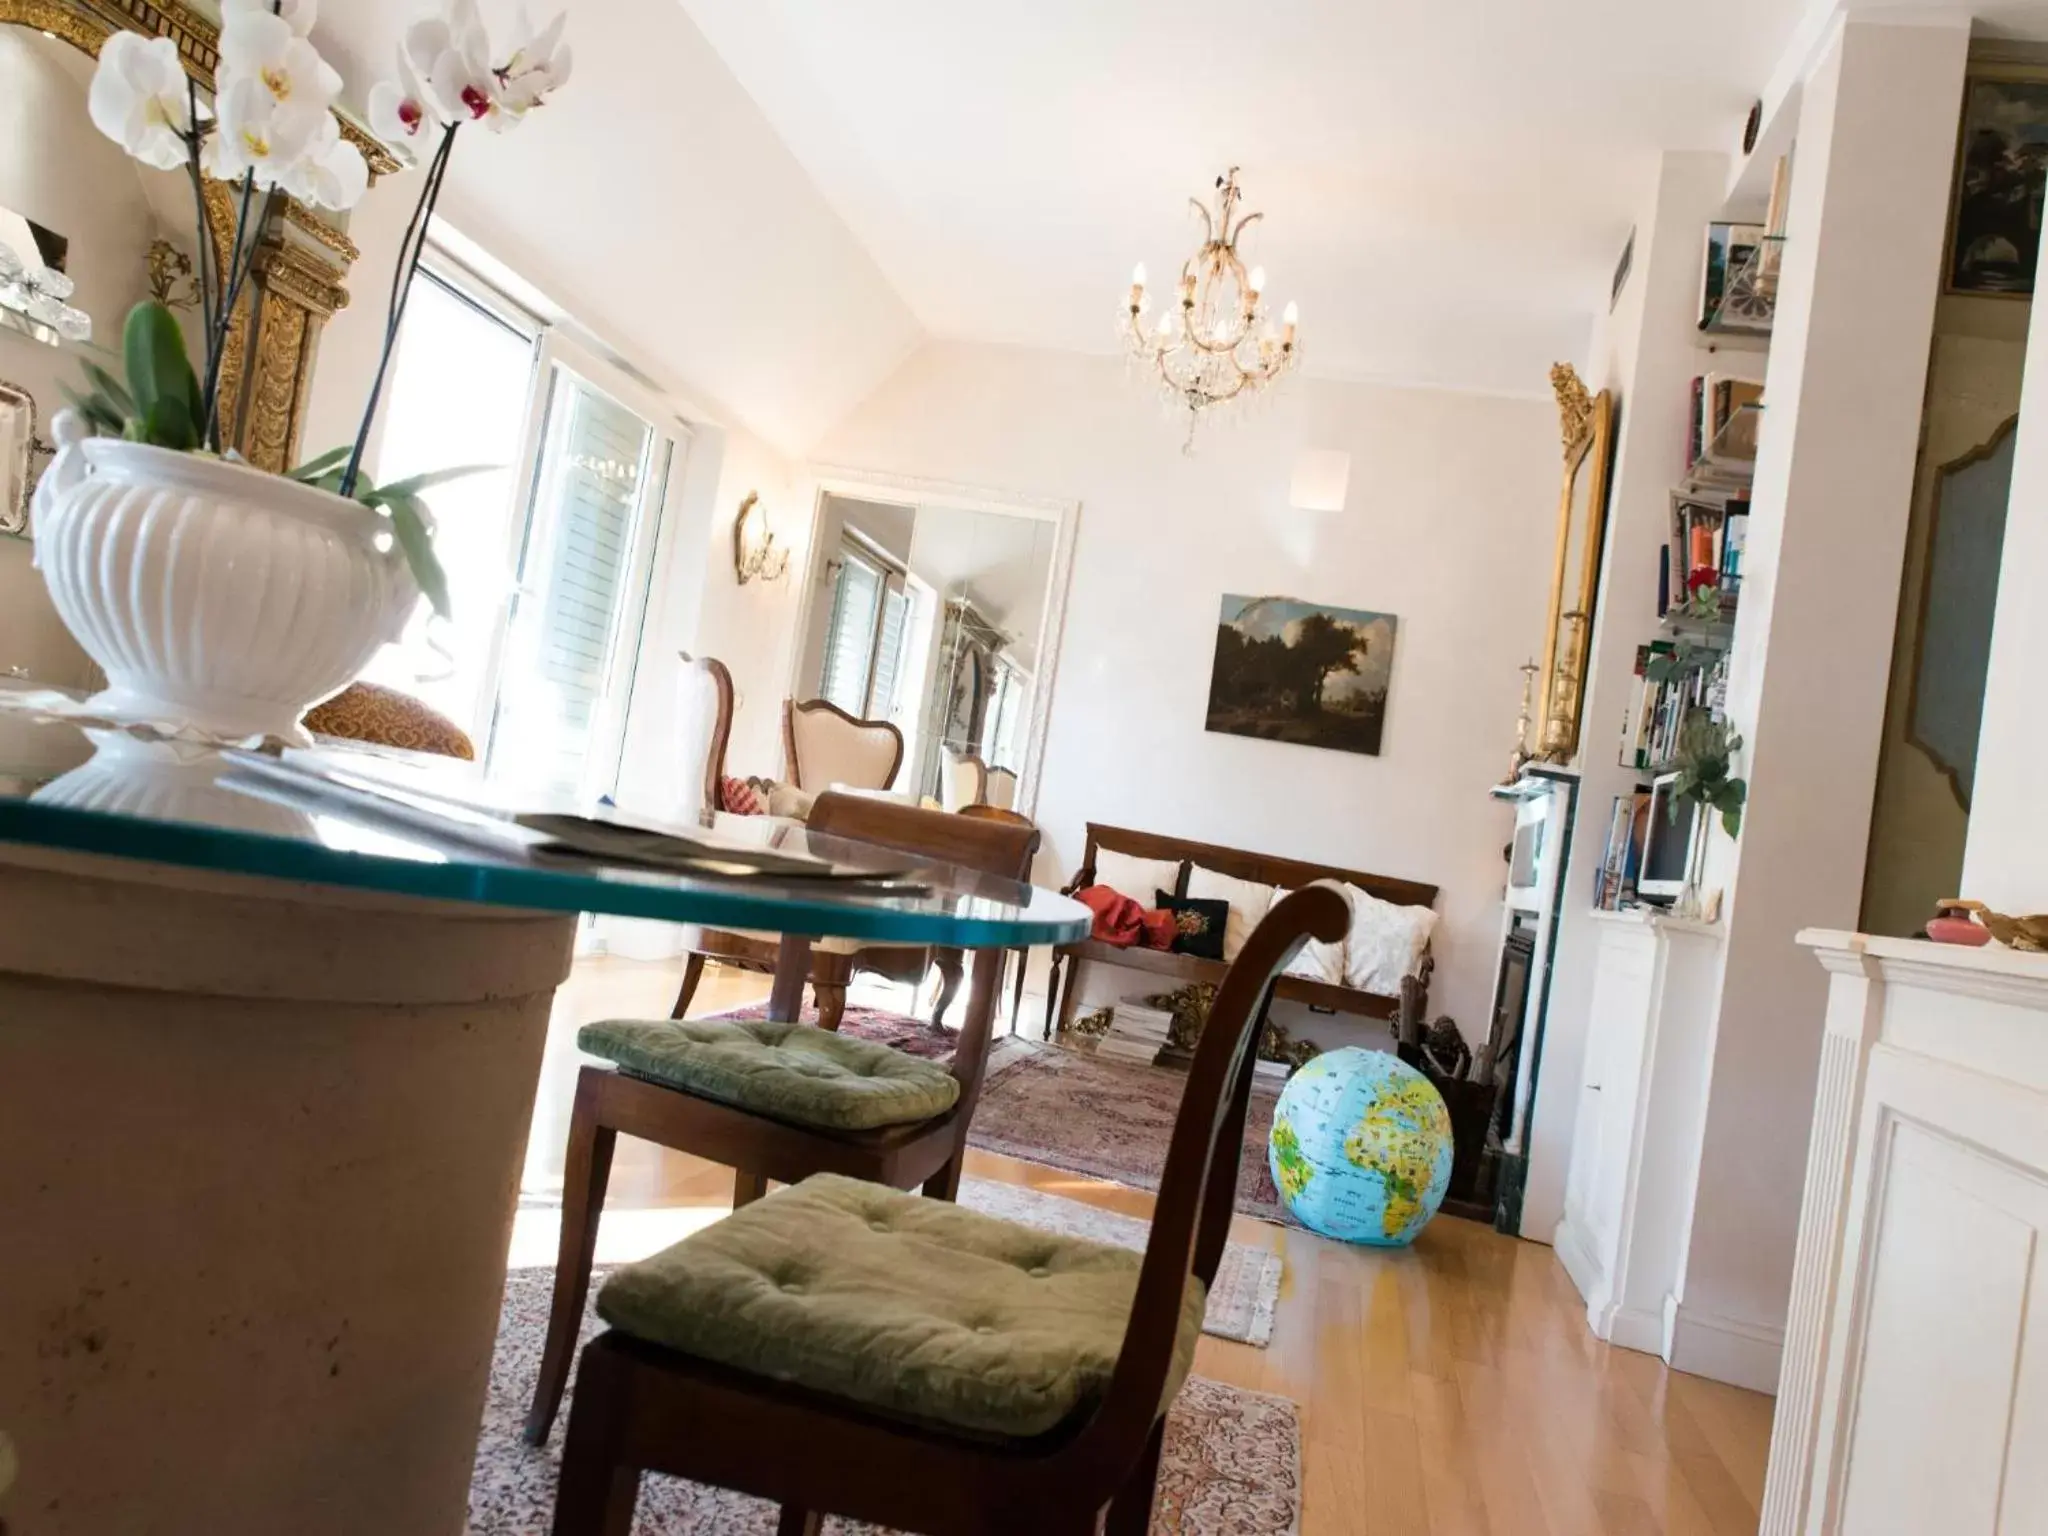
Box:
1268 1046 1454 1246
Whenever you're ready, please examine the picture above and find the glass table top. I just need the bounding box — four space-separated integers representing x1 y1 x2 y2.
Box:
0 708 1089 949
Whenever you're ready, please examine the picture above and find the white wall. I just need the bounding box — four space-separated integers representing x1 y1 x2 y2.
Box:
1963 243 2048 914
1675 13 1968 1385
0 27 153 688
810 340 1559 1036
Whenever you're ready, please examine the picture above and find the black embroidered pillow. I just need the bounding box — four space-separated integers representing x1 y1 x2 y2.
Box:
1155 891 1229 962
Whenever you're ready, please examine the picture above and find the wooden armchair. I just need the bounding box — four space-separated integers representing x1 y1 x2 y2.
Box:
782 697 903 791
675 653 735 818
675 698 942 1029
547 886 1350 1535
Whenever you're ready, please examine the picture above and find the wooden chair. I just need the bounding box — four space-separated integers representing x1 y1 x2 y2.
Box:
302 680 474 759
675 652 734 819
942 749 988 811
523 794 1039 1448
782 697 904 791
547 885 1349 1536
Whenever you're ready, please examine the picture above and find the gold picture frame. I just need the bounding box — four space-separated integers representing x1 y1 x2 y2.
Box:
0 0 398 470
1536 362 1616 763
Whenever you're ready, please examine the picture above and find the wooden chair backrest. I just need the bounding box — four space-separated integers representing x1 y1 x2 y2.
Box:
782 698 905 792
1083 885 1349 1464
805 792 1040 1102
677 653 735 818
1075 820 1438 911
943 750 988 811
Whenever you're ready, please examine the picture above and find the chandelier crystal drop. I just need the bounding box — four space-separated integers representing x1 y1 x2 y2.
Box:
1121 167 1298 449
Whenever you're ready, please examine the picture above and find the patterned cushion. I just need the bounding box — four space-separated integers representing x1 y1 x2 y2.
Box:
577 1017 959 1131
303 681 475 759
717 775 764 815
597 1172 1206 1438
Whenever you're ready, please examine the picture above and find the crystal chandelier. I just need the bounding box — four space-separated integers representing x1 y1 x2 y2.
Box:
1121 167 1298 447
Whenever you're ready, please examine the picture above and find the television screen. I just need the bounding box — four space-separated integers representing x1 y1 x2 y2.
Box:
1641 781 1698 895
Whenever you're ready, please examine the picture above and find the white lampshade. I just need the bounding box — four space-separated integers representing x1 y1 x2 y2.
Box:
1290 448 1351 513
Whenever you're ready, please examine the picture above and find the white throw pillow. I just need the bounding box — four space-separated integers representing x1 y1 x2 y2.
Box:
1186 866 1275 961
1275 883 1348 984
1091 849 1184 905
1342 884 1437 996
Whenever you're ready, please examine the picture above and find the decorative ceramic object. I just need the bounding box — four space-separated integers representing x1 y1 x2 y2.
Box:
33 730 319 836
32 427 415 742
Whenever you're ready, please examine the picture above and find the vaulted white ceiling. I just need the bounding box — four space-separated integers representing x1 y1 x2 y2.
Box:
676 0 1818 400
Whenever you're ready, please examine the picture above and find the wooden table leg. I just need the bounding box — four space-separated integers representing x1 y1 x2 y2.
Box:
768 936 814 1022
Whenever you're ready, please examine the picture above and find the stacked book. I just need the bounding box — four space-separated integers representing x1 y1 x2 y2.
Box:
1096 1002 1174 1065
1619 642 1729 771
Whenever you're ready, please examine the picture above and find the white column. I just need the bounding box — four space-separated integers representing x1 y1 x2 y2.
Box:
1672 13 1970 1388
1523 150 1731 1241
1960 242 2048 913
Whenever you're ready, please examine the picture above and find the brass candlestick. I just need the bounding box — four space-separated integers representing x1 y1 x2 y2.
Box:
1503 659 1539 785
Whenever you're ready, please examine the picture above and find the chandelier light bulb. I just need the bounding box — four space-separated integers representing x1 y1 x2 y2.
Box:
1248 265 1266 296
1132 262 1147 288
1282 300 1299 326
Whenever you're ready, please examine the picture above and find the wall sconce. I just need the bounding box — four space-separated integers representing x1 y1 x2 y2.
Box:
1289 448 1351 513
732 490 790 585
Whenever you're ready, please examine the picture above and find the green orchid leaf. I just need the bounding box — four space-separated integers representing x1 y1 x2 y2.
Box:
385 495 451 621
60 384 126 437
122 301 202 446
373 464 499 501
288 445 355 482
81 362 138 421
1721 805 1744 838
142 396 199 453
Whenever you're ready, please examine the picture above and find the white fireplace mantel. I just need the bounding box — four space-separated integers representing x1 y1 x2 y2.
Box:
1760 929 2048 1535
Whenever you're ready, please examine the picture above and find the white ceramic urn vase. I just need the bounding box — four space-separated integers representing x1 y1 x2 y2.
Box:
31 416 418 743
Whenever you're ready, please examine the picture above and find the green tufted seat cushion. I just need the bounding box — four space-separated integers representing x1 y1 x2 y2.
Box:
597 1173 1207 1439
577 1018 960 1132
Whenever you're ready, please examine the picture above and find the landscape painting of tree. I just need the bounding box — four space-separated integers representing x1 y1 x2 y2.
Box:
1206 595 1398 756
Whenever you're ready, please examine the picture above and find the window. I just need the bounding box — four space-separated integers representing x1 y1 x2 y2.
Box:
981 657 1029 771
361 266 538 731
817 537 914 721
368 251 686 802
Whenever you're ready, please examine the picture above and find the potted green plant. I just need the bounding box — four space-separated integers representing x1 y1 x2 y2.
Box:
30 0 569 741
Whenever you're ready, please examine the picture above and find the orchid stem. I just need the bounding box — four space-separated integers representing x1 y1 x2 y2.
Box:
198 170 262 453
339 125 458 500
183 81 216 343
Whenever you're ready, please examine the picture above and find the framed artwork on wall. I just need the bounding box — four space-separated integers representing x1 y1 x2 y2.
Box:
1946 69 2048 297
1205 594 1398 757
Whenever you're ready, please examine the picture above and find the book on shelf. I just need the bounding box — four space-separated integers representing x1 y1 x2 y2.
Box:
1618 640 1729 771
1663 493 1745 612
1594 788 1656 912
1685 373 1764 474
1698 223 1768 331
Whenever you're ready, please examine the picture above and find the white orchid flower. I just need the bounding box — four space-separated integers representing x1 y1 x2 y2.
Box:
411 0 501 127
367 49 437 161
494 7 571 122
204 74 326 189
282 113 369 210
219 8 342 113
223 0 317 38
87 31 192 171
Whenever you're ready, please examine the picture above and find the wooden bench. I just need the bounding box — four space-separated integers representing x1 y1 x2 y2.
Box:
1045 822 1439 1039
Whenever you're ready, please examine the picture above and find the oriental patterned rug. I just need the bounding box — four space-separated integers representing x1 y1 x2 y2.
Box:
469 1269 1302 1535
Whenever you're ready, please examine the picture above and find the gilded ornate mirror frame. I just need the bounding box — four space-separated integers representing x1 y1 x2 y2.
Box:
1536 362 1616 763
0 0 399 469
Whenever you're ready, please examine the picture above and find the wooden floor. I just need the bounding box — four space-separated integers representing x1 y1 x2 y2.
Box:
523 956 1777 1536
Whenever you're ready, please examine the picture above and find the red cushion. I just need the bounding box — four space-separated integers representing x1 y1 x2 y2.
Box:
718 775 764 816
